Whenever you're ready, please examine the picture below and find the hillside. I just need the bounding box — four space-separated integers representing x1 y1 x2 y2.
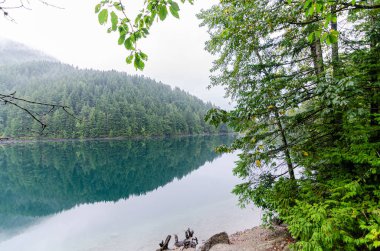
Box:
0 42 225 138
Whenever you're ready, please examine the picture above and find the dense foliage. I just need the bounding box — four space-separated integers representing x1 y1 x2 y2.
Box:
0 59 226 138
195 1 379 250
99 0 379 249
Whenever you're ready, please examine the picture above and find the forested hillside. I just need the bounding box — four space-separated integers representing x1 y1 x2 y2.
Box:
0 45 225 138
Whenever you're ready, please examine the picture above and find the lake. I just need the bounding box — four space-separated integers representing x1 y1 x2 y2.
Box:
0 135 261 251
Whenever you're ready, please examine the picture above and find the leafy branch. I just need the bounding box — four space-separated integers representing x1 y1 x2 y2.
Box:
95 0 193 70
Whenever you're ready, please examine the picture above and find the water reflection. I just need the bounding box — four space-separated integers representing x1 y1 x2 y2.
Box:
0 135 262 251
0 136 232 218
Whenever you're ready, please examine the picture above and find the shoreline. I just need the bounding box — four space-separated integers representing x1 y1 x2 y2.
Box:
0 133 234 145
169 225 293 251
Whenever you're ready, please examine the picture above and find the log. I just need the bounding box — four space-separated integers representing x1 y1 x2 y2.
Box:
174 234 185 247
175 229 198 249
185 228 194 239
156 235 171 251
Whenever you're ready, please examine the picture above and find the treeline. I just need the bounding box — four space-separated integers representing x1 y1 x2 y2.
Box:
0 61 227 138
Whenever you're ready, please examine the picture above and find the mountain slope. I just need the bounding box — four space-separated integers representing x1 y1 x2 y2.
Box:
0 42 225 138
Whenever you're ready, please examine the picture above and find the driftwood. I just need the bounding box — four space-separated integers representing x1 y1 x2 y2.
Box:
174 235 185 248
156 235 171 251
185 228 194 239
174 228 198 250
157 228 198 250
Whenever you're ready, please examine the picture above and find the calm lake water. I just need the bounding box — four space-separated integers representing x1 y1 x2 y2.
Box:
0 135 261 251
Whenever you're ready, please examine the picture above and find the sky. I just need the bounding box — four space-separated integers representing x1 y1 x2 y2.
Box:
0 0 232 108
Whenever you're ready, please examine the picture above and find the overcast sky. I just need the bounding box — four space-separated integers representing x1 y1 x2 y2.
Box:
0 0 232 108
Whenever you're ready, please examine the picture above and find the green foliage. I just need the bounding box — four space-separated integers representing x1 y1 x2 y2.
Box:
283 178 380 250
197 0 380 250
98 9 108 25
95 0 193 70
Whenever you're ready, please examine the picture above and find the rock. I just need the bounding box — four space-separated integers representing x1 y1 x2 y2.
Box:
200 232 230 251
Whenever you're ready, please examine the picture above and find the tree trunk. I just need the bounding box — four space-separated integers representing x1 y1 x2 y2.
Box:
253 48 296 179
310 38 324 77
330 5 343 131
275 109 295 180
369 11 380 142
330 5 339 77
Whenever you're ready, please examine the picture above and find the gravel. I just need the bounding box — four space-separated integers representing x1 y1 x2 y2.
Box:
170 225 293 251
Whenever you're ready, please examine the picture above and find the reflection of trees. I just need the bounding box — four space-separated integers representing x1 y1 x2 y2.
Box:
0 136 233 217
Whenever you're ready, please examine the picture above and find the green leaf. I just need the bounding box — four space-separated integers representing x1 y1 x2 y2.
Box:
142 28 150 35
124 37 134 50
308 6 314 16
95 4 101 13
130 33 137 42
118 34 126 45
304 0 312 10
329 31 338 44
331 30 339 36
316 3 323 13
118 24 129 34
139 19 144 29
139 51 148 61
308 32 314 43
169 6 179 18
144 16 152 26
134 54 145 70
113 2 123 11
121 17 130 24
170 1 180 11
321 32 328 41
135 13 143 26
126 54 133 64
326 35 332 45
98 9 108 25
111 11 118 31
158 5 168 21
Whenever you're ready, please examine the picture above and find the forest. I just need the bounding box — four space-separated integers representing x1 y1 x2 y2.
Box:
0 44 227 138
98 0 380 250
0 0 379 249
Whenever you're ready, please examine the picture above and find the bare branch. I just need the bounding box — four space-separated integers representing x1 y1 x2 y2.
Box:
0 91 78 133
0 0 64 22
37 0 64 10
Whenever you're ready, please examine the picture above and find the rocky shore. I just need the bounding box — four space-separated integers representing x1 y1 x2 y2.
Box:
169 225 293 251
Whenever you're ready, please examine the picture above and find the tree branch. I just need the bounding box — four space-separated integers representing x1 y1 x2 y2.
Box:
0 91 77 133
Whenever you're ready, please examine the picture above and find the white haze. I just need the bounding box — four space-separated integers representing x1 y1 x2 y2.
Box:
0 0 232 109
